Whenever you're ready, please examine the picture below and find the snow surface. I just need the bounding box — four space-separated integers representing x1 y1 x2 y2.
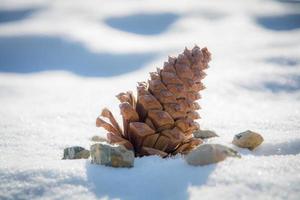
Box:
0 0 300 199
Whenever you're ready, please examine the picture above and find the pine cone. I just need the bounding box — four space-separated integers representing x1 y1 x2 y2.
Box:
96 46 211 157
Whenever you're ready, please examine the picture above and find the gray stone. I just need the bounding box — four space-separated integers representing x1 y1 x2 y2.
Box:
91 135 108 142
232 130 264 150
63 146 90 159
90 143 134 168
193 129 218 139
184 144 241 166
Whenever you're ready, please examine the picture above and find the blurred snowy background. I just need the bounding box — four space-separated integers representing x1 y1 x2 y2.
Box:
0 0 300 199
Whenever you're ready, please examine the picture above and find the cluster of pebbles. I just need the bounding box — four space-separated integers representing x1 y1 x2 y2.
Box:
62 130 264 168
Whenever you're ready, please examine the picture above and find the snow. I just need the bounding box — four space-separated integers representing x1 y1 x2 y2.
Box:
0 0 300 199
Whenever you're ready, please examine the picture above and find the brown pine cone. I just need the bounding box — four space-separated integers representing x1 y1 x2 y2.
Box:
96 45 211 157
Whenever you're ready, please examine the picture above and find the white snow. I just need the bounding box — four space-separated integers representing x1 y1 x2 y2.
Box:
0 0 300 199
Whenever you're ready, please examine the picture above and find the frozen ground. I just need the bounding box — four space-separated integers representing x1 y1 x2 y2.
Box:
0 0 300 199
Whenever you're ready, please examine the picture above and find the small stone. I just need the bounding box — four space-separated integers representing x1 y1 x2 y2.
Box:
90 143 134 168
184 144 241 166
63 146 90 159
91 135 108 142
193 129 218 139
232 130 264 150
76 149 90 158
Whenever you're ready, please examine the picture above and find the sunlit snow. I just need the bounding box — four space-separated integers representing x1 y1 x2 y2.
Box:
0 0 299 199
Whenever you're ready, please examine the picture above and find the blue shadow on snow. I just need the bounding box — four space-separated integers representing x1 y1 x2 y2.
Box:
105 13 179 35
265 56 299 67
0 8 36 23
256 13 300 31
0 36 156 77
86 156 215 200
276 0 300 4
254 138 300 156
264 75 300 93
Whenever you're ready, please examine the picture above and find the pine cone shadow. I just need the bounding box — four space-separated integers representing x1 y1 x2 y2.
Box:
85 156 216 200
